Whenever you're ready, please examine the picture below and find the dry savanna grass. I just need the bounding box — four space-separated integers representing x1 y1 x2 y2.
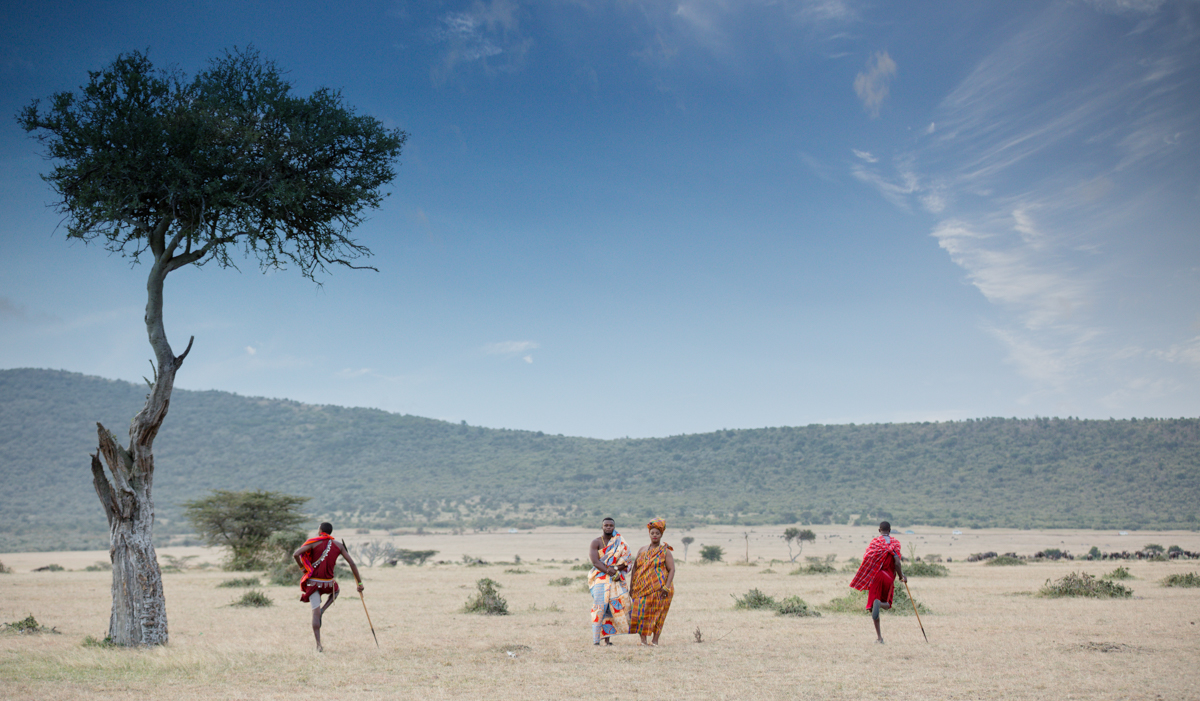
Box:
3 525 1200 700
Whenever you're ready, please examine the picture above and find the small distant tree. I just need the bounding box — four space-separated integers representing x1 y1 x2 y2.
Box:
1143 544 1165 554
183 490 309 570
681 536 695 562
782 528 816 563
700 545 724 563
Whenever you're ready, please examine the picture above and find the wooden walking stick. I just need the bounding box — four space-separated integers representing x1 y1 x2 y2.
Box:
902 579 928 642
342 540 379 648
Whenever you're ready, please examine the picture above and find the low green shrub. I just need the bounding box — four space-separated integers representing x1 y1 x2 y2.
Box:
1101 566 1134 581
985 556 1025 566
776 596 820 617
504 568 530 574
230 590 273 607
464 578 508 615
1160 572 1200 588
700 545 724 563
548 576 583 586
34 564 64 572
2 615 60 635
906 561 950 577
218 577 261 588
1038 572 1131 598
84 561 112 572
733 588 777 610
0 560 11 574
570 562 592 571
82 635 116 648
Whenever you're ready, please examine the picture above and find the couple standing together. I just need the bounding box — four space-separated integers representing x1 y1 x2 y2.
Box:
588 517 676 646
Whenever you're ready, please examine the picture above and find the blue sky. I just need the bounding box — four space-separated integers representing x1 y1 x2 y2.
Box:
1 0 1197 438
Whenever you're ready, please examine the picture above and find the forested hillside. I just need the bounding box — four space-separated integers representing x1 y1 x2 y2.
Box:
2 368 1198 551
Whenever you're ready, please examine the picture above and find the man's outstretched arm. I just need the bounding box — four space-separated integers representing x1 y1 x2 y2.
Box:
894 553 906 583
341 548 365 592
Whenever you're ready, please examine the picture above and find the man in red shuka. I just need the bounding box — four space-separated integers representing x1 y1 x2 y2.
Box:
849 521 906 644
292 522 363 652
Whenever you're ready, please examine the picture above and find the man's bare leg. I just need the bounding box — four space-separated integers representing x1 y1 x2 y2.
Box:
312 602 324 652
871 598 890 643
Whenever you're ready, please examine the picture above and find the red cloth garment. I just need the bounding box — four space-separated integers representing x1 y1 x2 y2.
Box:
867 568 895 610
299 534 341 602
850 535 902 592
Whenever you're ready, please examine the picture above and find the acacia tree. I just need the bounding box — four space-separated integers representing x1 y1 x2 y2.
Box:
782 527 816 563
182 490 310 570
18 48 406 646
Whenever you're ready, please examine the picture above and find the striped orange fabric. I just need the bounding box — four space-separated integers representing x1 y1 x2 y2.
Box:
630 543 674 636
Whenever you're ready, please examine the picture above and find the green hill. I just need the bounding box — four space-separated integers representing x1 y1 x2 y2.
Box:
1 368 1197 551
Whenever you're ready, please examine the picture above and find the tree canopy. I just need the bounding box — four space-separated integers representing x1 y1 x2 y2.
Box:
17 47 406 280
183 490 310 570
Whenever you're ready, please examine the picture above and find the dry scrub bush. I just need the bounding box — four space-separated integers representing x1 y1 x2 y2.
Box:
776 596 820 617
230 590 273 607
464 578 508 615
1038 572 1131 598
906 561 950 577
821 586 929 615
1 615 59 635
733 588 777 610
0 560 11 574
985 556 1025 566
1101 566 1134 581
1160 572 1200 588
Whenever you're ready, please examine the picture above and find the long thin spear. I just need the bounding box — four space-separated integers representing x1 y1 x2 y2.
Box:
342 539 379 648
902 579 928 642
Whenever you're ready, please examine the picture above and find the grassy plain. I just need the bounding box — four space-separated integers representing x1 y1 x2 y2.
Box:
2 526 1200 700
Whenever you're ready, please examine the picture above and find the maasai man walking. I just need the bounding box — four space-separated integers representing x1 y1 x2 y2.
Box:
849 521 906 644
292 522 363 652
588 517 632 646
629 518 675 646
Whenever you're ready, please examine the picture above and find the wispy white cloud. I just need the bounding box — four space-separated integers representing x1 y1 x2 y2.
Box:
851 148 877 163
484 340 539 355
1078 0 1167 15
1149 337 1200 368
853 51 896 117
245 346 256 356
430 0 529 83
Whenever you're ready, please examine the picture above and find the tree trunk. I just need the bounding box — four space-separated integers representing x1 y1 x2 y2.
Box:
89 253 191 646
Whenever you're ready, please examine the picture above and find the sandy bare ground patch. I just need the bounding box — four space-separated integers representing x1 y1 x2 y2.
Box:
2 527 1199 699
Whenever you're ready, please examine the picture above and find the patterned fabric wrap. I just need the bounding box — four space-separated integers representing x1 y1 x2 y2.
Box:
589 531 632 636
630 543 674 636
850 535 902 591
646 518 666 534
299 534 339 602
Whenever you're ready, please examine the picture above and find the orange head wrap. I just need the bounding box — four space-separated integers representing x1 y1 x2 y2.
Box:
646 518 666 534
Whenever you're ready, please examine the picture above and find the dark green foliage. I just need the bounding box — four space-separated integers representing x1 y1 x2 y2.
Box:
733 588 777 610
782 528 816 562
1088 546 1102 559
1143 544 1165 554
1101 566 1134 581
16 48 406 282
985 556 1026 566
392 549 439 566
906 561 950 577
1160 572 1200 587
230 590 273 607
463 578 508 615
570 563 593 571
700 545 724 563
34 564 64 572
218 577 261 588
1039 572 1132 598
5 369 1200 550
183 491 309 570
776 596 821 617
2 615 59 634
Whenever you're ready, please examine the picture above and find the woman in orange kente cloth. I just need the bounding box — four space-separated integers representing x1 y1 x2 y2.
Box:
629 518 676 646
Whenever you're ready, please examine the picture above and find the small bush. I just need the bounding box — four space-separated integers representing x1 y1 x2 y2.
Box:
985 556 1026 566
1038 572 1132 599
0 560 11 574
33 564 64 572
218 577 261 588
700 545 724 563
548 576 581 586
906 561 950 577
570 562 592 571
231 590 273 607
733 588 777 610
464 578 508 615
1101 566 1134 581
84 561 112 572
2 615 60 635
776 596 820 617
839 558 860 574
1160 572 1200 588
82 635 116 648
504 568 530 574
